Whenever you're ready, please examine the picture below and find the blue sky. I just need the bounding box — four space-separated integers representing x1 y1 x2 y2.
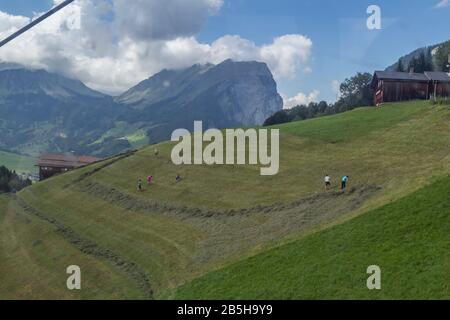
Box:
198 0 450 102
0 0 449 102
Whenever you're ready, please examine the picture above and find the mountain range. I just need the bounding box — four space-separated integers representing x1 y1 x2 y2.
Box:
0 59 283 157
386 40 450 72
116 59 282 143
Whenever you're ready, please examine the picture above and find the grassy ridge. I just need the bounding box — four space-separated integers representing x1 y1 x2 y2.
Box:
1 101 450 299
278 101 424 143
172 174 450 299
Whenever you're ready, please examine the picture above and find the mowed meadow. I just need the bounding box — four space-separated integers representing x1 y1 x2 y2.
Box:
172 173 450 299
1 101 450 299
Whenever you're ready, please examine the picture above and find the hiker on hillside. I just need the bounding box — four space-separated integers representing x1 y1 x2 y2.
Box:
137 178 143 191
341 175 349 191
154 149 159 157
147 175 153 185
324 174 331 190
175 174 182 183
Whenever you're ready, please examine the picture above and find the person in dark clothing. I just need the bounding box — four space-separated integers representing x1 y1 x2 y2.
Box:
341 175 349 191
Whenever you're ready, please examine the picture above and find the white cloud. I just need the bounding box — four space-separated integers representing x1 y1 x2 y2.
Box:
0 0 313 94
208 34 313 78
0 11 29 32
113 0 223 41
260 35 313 78
331 80 341 98
283 90 320 109
434 0 449 8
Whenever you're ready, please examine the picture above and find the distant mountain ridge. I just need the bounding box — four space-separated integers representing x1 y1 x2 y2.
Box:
0 64 123 157
386 40 450 72
116 59 283 142
0 68 106 98
0 59 283 156
117 63 215 106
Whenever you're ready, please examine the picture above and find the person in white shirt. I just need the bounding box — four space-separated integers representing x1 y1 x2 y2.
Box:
324 174 331 190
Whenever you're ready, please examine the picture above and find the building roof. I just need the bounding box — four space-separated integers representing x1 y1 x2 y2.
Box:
424 71 450 82
37 153 102 168
373 71 430 82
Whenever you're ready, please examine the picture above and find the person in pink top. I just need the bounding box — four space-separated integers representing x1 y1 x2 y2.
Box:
147 175 153 185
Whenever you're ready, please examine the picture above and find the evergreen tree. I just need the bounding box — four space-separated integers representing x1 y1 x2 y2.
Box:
408 58 418 73
425 47 434 71
417 52 427 73
396 58 405 72
408 52 428 73
435 41 450 72
0 166 31 193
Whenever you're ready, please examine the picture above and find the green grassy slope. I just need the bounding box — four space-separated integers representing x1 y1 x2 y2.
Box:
1 101 450 299
46 100 449 210
0 151 36 174
172 174 450 299
0 195 144 299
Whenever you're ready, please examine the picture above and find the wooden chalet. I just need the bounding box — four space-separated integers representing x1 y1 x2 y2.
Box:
371 71 430 105
37 153 102 181
424 71 450 100
372 70 450 105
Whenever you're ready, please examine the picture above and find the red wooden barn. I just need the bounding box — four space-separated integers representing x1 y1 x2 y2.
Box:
371 70 450 105
371 71 430 105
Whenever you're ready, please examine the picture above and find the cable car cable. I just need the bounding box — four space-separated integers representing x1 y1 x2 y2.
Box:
0 0 75 48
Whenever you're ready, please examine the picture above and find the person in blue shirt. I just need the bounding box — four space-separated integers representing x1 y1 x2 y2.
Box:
341 175 349 191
